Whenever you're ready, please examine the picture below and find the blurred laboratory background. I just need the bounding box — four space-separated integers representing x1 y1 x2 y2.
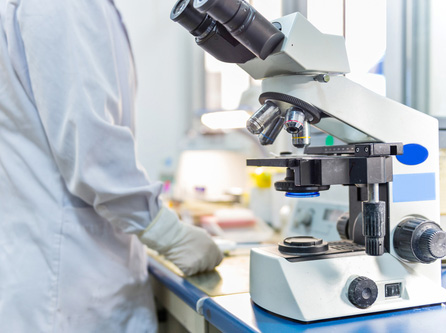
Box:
113 0 446 238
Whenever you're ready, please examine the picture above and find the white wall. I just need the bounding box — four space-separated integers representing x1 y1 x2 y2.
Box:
114 0 204 181
430 0 446 116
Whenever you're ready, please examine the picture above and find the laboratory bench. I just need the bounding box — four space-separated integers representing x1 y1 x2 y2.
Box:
149 249 446 333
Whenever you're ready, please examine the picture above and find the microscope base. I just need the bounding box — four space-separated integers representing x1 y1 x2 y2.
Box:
250 246 446 322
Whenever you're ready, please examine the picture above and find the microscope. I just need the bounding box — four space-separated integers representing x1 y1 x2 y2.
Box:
171 0 446 321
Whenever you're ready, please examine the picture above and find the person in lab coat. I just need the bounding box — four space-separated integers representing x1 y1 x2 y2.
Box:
0 0 222 332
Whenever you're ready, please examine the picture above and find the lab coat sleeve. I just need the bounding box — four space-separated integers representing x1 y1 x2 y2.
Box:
13 0 165 234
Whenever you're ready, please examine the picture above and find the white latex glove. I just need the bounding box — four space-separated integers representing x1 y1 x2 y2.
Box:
140 206 223 276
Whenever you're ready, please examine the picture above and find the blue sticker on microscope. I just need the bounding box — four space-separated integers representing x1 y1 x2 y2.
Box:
396 144 429 166
393 173 436 202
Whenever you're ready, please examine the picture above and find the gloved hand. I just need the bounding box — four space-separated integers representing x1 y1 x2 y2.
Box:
140 206 223 276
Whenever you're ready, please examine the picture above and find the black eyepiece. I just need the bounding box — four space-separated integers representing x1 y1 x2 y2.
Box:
171 0 256 63
170 0 208 36
193 0 284 59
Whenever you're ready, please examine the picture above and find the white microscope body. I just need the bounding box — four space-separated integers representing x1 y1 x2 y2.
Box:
171 0 446 322
244 13 446 322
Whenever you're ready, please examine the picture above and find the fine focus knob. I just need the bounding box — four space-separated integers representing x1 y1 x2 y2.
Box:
393 218 446 263
348 276 378 309
419 229 446 260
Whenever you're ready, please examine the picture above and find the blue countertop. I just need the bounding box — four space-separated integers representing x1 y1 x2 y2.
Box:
202 293 446 333
148 257 208 311
149 257 446 332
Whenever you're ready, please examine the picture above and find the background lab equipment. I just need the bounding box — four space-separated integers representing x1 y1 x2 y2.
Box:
172 0 446 322
282 185 348 242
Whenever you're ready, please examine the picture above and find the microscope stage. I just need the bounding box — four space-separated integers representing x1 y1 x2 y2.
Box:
265 240 365 263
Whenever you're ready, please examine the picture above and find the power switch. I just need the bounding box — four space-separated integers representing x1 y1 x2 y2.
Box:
385 283 402 298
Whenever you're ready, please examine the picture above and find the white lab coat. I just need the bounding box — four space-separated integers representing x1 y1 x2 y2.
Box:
0 0 166 331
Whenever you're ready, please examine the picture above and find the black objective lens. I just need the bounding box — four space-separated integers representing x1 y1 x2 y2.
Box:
171 0 255 63
193 0 284 59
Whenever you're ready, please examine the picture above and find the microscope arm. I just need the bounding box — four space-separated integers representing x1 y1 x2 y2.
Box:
261 74 439 173
262 75 438 146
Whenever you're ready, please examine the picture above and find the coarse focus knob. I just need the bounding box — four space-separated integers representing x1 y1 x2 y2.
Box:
348 276 378 309
393 218 446 263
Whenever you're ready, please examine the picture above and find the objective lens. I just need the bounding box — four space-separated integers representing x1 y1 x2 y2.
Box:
193 0 284 59
246 100 281 135
284 107 305 134
259 116 284 146
292 120 311 148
